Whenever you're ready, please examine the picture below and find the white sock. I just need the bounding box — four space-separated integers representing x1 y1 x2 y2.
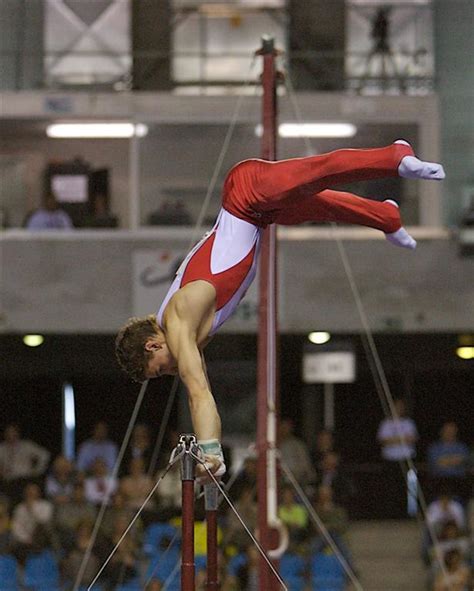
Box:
394 140 445 181
384 200 417 250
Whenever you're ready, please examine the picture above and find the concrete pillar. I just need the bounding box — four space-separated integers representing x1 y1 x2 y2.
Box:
288 0 345 91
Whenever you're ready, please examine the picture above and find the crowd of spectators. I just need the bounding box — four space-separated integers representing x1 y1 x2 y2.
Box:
0 411 472 590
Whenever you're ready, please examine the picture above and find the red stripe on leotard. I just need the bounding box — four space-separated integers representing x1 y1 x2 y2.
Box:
180 232 256 310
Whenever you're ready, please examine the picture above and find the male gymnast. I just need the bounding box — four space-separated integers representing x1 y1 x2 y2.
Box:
116 141 445 477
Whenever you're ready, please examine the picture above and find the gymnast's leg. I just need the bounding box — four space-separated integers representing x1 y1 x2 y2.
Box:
245 141 445 200
273 189 417 249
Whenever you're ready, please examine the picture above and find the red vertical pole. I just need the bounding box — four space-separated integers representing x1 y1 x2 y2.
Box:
256 36 280 591
205 484 219 590
181 435 198 591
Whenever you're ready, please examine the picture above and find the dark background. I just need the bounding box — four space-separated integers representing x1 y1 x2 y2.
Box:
1 332 472 463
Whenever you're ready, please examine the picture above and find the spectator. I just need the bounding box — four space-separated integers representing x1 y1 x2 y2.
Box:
313 485 350 538
101 491 141 543
426 494 466 530
84 458 117 506
0 424 50 502
314 451 355 507
45 455 75 505
153 460 181 520
435 521 471 563
61 520 101 588
54 482 97 549
120 457 156 511
85 193 119 228
25 193 73 230
231 455 258 500
313 429 336 470
77 421 118 474
11 483 53 555
279 418 315 486
376 399 418 518
427 422 470 501
0 499 12 553
223 485 257 550
377 400 418 462
278 485 308 543
122 423 154 475
103 515 140 589
432 549 471 591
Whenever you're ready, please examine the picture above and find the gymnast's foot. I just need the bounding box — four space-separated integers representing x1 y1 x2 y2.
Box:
384 199 417 250
395 139 445 181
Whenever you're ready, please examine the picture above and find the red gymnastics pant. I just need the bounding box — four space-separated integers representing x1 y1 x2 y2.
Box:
221 142 414 233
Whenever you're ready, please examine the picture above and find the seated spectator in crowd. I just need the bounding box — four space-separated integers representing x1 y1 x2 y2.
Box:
11 483 53 558
232 455 258 500
85 193 119 228
25 193 73 230
122 423 154 475
54 482 97 549
278 485 308 544
223 485 257 551
84 458 117 506
314 451 355 508
0 425 50 502
279 418 315 486
101 491 141 543
313 485 350 539
313 428 336 470
77 421 118 474
225 543 260 591
103 515 140 589
435 521 471 563
426 494 466 531
61 520 102 589
0 499 12 553
153 460 182 520
432 549 471 591
45 455 76 505
376 399 418 518
427 422 470 501
120 457 156 512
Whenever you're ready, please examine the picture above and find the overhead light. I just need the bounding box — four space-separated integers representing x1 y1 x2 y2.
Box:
308 331 331 345
456 346 474 360
23 334 44 347
46 122 148 139
255 123 357 138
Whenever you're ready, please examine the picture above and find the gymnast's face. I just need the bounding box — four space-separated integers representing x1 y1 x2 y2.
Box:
144 337 178 379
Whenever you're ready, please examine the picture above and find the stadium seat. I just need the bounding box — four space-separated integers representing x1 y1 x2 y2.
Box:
23 550 60 591
115 578 142 591
145 547 180 589
310 551 346 591
143 522 180 556
280 553 306 591
0 554 19 591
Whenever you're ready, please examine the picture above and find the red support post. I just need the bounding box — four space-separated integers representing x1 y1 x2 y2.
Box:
180 435 198 591
205 484 219 590
256 36 281 591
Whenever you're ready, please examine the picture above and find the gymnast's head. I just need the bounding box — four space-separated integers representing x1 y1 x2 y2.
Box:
115 314 178 382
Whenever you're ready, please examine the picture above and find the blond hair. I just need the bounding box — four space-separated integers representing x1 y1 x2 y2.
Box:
115 315 159 382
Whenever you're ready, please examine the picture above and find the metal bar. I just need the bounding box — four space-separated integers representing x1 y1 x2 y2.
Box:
205 484 219 590
180 434 198 591
256 35 280 591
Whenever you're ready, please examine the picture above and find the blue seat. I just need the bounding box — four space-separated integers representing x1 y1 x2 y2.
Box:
0 554 19 591
310 551 346 591
115 578 142 591
146 548 180 583
24 550 60 590
280 553 305 591
143 522 179 556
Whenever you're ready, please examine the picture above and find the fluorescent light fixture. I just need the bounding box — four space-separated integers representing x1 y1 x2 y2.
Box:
23 334 44 347
47 122 148 139
308 331 331 345
456 346 474 360
255 123 357 138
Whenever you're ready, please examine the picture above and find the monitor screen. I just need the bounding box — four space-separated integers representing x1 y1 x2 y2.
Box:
51 174 89 203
